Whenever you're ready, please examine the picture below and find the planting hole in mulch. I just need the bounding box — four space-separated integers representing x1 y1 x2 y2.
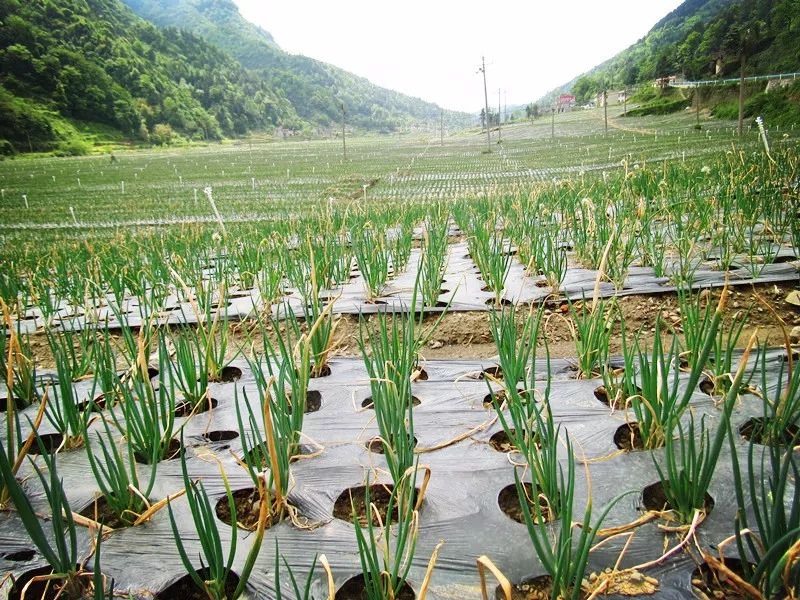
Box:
480 366 503 380
27 433 64 455
305 390 322 412
134 438 182 464
203 430 239 443
495 575 588 600
155 569 240 600
699 377 716 396
361 395 421 409
640 481 715 515
489 430 517 452
333 484 420 526
79 493 147 528
690 558 757 600
311 364 332 378
337 574 416 600
365 435 418 454
212 366 242 383
498 483 556 524
484 297 514 307
215 487 287 530
613 422 647 451
147 366 159 379
76 393 108 413
483 388 532 408
174 396 219 417
2 549 35 562
0 396 28 413
739 417 799 446
8 565 87 600
771 254 797 264
413 367 429 381
594 385 637 410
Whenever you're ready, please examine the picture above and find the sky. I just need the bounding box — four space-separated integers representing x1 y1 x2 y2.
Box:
233 0 684 113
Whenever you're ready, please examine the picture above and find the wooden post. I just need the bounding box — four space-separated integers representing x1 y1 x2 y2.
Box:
480 56 491 151
341 102 347 160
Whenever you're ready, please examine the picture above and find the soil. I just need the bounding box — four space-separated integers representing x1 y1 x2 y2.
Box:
214 487 285 530
497 483 556 524
23 284 798 367
640 480 715 515
333 484 419 527
690 558 756 600
154 569 240 600
78 494 145 528
613 422 646 451
496 575 588 600
337 574 416 600
739 416 800 447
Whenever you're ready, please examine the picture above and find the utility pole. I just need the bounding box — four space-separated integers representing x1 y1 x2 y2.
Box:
603 89 608 135
440 108 444 146
497 88 502 142
478 56 491 151
551 106 555 140
341 102 347 161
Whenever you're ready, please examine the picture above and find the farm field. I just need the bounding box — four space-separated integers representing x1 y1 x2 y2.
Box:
1 105 800 600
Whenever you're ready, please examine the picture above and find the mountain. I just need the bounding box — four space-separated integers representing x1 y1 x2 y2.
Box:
0 0 301 153
120 0 470 132
0 0 469 155
537 0 800 105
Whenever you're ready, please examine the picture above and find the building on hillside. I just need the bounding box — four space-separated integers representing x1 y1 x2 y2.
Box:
654 74 685 89
616 90 628 104
595 91 607 107
557 94 576 113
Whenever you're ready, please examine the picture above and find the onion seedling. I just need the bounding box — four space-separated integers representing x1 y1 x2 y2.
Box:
568 297 614 379
83 417 157 527
111 341 179 464
418 218 449 308
653 333 757 524
358 309 420 486
511 432 632 600
352 468 433 600
723 420 800 597
488 303 544 393
0 438 106 599
353 225 390 301
168 447 266 600
748 341 800 447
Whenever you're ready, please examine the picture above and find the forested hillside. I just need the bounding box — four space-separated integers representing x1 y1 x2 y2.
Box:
541 0 799 105
121 0 467 131
0 0 469 154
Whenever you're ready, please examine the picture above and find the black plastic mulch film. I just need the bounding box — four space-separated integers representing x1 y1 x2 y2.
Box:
1 347 797 599
8 240 800 335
